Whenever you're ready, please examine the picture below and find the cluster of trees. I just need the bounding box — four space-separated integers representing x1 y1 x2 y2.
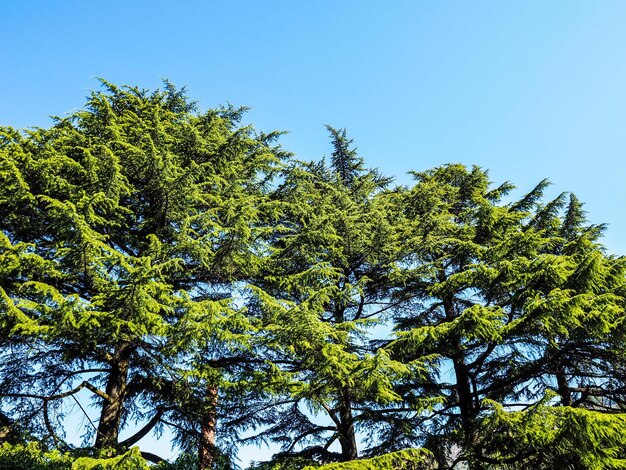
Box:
1 82 625 470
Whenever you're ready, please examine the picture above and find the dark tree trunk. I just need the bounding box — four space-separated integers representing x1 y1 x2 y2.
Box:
556 365 572 406
338 387 358 461
95 343 132 449
198 386 218 470
453 356 476 434
547 342 572 407
443 296 476 437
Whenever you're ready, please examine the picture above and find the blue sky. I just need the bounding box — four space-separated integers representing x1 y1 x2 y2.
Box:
3 1 626 255
2 0 626 464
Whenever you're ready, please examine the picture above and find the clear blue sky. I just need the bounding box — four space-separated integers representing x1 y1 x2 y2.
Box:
3 1 626 254
2 0 626 463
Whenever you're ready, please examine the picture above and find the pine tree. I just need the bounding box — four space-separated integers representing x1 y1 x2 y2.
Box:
0 81 284 464
389 165 626 467
249 128 411 464
2 82 626 470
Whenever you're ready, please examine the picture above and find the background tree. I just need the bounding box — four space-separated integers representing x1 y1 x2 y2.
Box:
249 127 415 464
508 193 626 411
389 165 626 467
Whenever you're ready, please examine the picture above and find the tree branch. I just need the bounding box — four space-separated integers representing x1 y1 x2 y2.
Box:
119 407 173 447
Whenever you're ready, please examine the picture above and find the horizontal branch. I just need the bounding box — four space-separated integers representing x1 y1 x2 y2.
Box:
119 407 175 448
141 451 165 464
1 380 110 403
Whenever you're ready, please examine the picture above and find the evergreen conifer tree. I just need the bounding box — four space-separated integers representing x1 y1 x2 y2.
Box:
249 128 411 464
389 165 626 467
0 81 284 465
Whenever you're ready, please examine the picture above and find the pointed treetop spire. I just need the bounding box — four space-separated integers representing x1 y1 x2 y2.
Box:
325 125 365 187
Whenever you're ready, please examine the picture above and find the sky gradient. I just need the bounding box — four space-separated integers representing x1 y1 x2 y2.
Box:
3 2 626 253
2 0 626 463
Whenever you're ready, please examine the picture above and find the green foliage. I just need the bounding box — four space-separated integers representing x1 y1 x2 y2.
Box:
474 396 626 469
0 442 72 470
72 447 148 470
153 453 198 470
0 80 285 457
248 455 318 470
2 81 626 469
0 443 149 470
385 163 626 465
153 451 235 470
302 448 434 470
250 127 413 460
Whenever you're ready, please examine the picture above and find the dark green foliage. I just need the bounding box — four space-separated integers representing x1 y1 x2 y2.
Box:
153 451 234 470
387 164 626 467
388 164 541 449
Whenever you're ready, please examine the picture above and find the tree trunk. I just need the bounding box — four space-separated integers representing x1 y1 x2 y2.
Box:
198 385 218 470
338 387 358 461
95 343 132 449
556 365 572 406
453 356 476 434
442 296 476 436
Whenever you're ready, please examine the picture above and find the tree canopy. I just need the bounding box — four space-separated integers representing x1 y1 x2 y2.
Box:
0 81 625 470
